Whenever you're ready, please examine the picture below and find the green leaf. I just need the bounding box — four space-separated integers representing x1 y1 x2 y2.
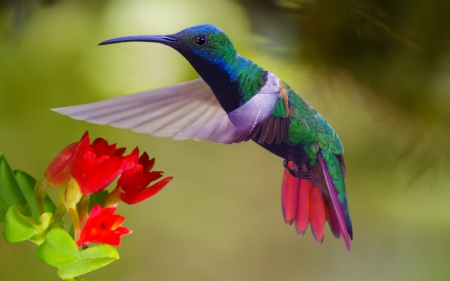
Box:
3 205 39 243
3 205 53 244
0 151 26 207
16 171 57 220
43 195 56 214
14 170 40 220
14 170 57 218
0 195 7 223
58 245 119 279
36 227 82 268
88 190 108 211
79 244 119 260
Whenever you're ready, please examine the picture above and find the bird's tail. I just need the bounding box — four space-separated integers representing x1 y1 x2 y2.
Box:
281 159 352 250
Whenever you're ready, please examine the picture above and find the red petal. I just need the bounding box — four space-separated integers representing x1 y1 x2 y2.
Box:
72 134 91 169
121 177 172 204
79 131 89 142
89 204 105 216
114 147 127 157
123 148 139 170
77 156 126 194
139 153 155 173
72 136 127 195
144 171 163 184
92 138 117 157
45 142 79 188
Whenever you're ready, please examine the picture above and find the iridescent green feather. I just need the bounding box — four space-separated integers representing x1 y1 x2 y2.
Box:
232 58 265 102
272 99 288 118
280 81 343 165
320 150 350 222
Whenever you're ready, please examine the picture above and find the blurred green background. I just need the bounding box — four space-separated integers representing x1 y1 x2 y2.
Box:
1 0 450 280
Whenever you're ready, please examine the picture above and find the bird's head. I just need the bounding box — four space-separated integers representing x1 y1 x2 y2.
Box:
99 24 238 68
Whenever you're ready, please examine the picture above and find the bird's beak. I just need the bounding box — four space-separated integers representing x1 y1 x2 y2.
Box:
99 35 177 46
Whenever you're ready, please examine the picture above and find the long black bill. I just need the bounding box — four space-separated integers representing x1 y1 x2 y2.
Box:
99 35 176 46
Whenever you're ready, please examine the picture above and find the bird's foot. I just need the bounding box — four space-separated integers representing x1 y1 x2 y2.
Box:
283 160 312 179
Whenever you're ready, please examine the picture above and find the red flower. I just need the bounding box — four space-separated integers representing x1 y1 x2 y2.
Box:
77 204 131 247
116 149 172 204
43 132 173 248
71 135 132 195
45 132 132 195
45 142 79 188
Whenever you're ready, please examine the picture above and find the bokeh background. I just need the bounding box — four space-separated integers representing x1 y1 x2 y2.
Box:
1 0 450 280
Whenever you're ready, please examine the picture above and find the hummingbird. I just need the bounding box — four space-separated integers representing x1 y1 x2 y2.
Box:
53 24 353 250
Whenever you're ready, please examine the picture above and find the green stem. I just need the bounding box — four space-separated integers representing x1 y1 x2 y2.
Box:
52 204 67 224
102 188 121 208
77 194 90 227
68 206 81 242
34 176 48 215
63 178 83 241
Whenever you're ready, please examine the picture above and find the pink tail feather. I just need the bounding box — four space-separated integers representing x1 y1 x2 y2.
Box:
281 169 299 224
281 167 350 250
295 179 311 236
310 186 326 244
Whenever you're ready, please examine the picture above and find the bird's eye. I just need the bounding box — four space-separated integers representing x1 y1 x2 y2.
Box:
194 35 207 46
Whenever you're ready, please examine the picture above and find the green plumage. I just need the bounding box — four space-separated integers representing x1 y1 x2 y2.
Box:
231 57 266 102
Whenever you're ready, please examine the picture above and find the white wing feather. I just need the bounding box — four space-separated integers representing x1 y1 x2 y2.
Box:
52 78 226 139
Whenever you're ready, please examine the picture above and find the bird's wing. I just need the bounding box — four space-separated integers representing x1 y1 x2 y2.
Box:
52 78 224 139
52 77 279 144
255 78 292 145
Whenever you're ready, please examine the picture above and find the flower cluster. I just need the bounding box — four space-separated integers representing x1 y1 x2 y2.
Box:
39 132 172 247
0 132 172 279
